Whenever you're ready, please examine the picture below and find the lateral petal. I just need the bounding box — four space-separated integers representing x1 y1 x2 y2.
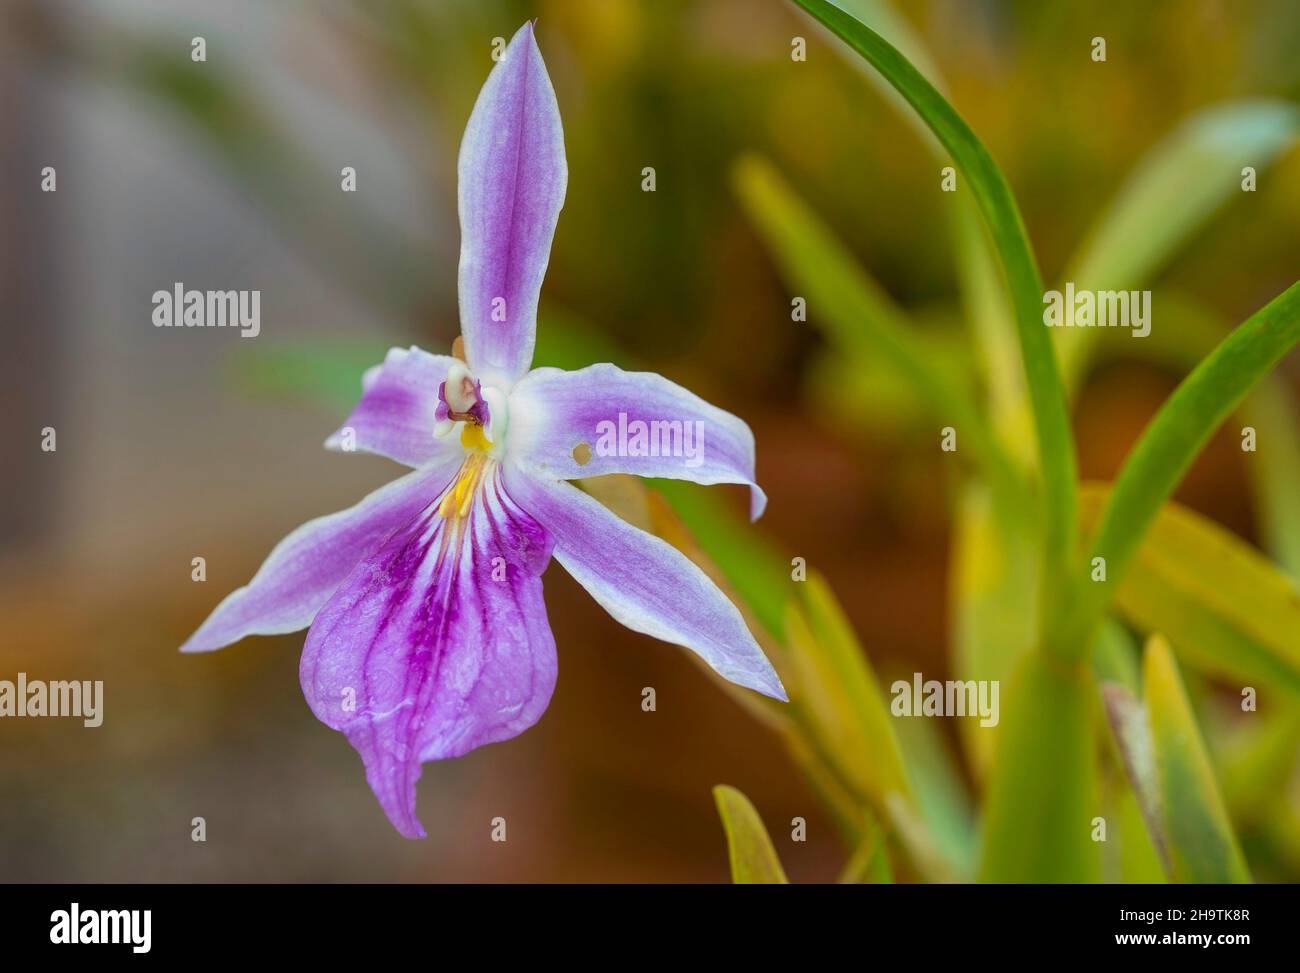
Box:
324 346 461 468
504 466 785 701
179 458 461 654
509 363 767 519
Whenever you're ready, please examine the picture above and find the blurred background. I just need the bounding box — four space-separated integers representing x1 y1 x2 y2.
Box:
2 0 1298 881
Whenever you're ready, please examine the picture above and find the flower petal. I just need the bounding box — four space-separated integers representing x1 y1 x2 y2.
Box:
301 462 557 839
508 364 767 519
324 346 460 468
457 21 567 386
179 458 462 654
504 466 786 701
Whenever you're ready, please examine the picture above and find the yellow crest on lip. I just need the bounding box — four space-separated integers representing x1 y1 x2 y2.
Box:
460 422 492 452
439 450 490 519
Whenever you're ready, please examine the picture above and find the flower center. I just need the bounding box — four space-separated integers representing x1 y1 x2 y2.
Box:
435 361 509 458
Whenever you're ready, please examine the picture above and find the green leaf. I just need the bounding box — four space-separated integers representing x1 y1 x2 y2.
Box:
978 651 1100 882
792 0 1077 592
713 785 790 884
1101 682 1172 878
836 815 894 884
1057 280 1300 658
949 483 1038 779
1091 617 1141 692
829 0 948 95
1242 380 1300 576
784 574 912 809
1144 636 1251 883
1062 290 1300 577
1114 782 1170 884
732 154 1022 504
1219 710 1300 827
817 1 1031 465
614 483 874 848
1079 485 1300 698
805 334 974 444
1059 100 1300 392
891 713 977 879
952 202 1035 470
817 0 948 157
1069 99 1299 285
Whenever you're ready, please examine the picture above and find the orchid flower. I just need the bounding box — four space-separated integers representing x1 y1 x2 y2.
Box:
180 22 785 839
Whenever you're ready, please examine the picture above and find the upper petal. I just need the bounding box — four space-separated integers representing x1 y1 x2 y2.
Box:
300 461 557 839
179 456 463 654
457 20 567 386
325 346 460 468
508 363 767 519
504 466 785 701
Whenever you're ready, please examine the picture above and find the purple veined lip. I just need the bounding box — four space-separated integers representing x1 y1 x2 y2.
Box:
179 20 784 839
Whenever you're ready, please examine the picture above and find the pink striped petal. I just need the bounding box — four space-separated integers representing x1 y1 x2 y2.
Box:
179 457 463 654
508 364 767 519
505 466 785 701
300 461 557 839
325 346 460 468
457 21 567 386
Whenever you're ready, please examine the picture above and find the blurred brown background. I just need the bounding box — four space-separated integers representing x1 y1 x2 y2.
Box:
1 0 1297 881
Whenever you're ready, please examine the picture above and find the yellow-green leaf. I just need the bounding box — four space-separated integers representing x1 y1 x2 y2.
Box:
1115 782 1169 884
1144 636 1251 883
836 816 894 884
731 154 1022 505
713 785 789 884
1068 100 1299 290
1101 682 1171 878
792 0 1078 597
950 484 1038 779
1057 281 1300 659
978 651 1101 882
1059 100 1300 391
785 574 911 810
1079 484 1300 698
890 717 977 880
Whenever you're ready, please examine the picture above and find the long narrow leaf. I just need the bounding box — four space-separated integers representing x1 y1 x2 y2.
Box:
949 484 1038 779
1242 380 1300 575
785 575 912 810
1058 280 1300 657
978 652 1100 882
733 154 1023 505
824 0 1033 469
792 0 1077 590
1058 100 1300 392
1101 682 1172 877
1079 485 1300 697
1062 291 1300 576
1144 637 1251 883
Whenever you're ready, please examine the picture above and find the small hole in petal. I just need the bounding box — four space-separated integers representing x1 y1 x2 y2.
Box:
572 442 592 466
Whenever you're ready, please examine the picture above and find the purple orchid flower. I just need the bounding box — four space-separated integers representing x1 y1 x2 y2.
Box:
180 22 785 839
